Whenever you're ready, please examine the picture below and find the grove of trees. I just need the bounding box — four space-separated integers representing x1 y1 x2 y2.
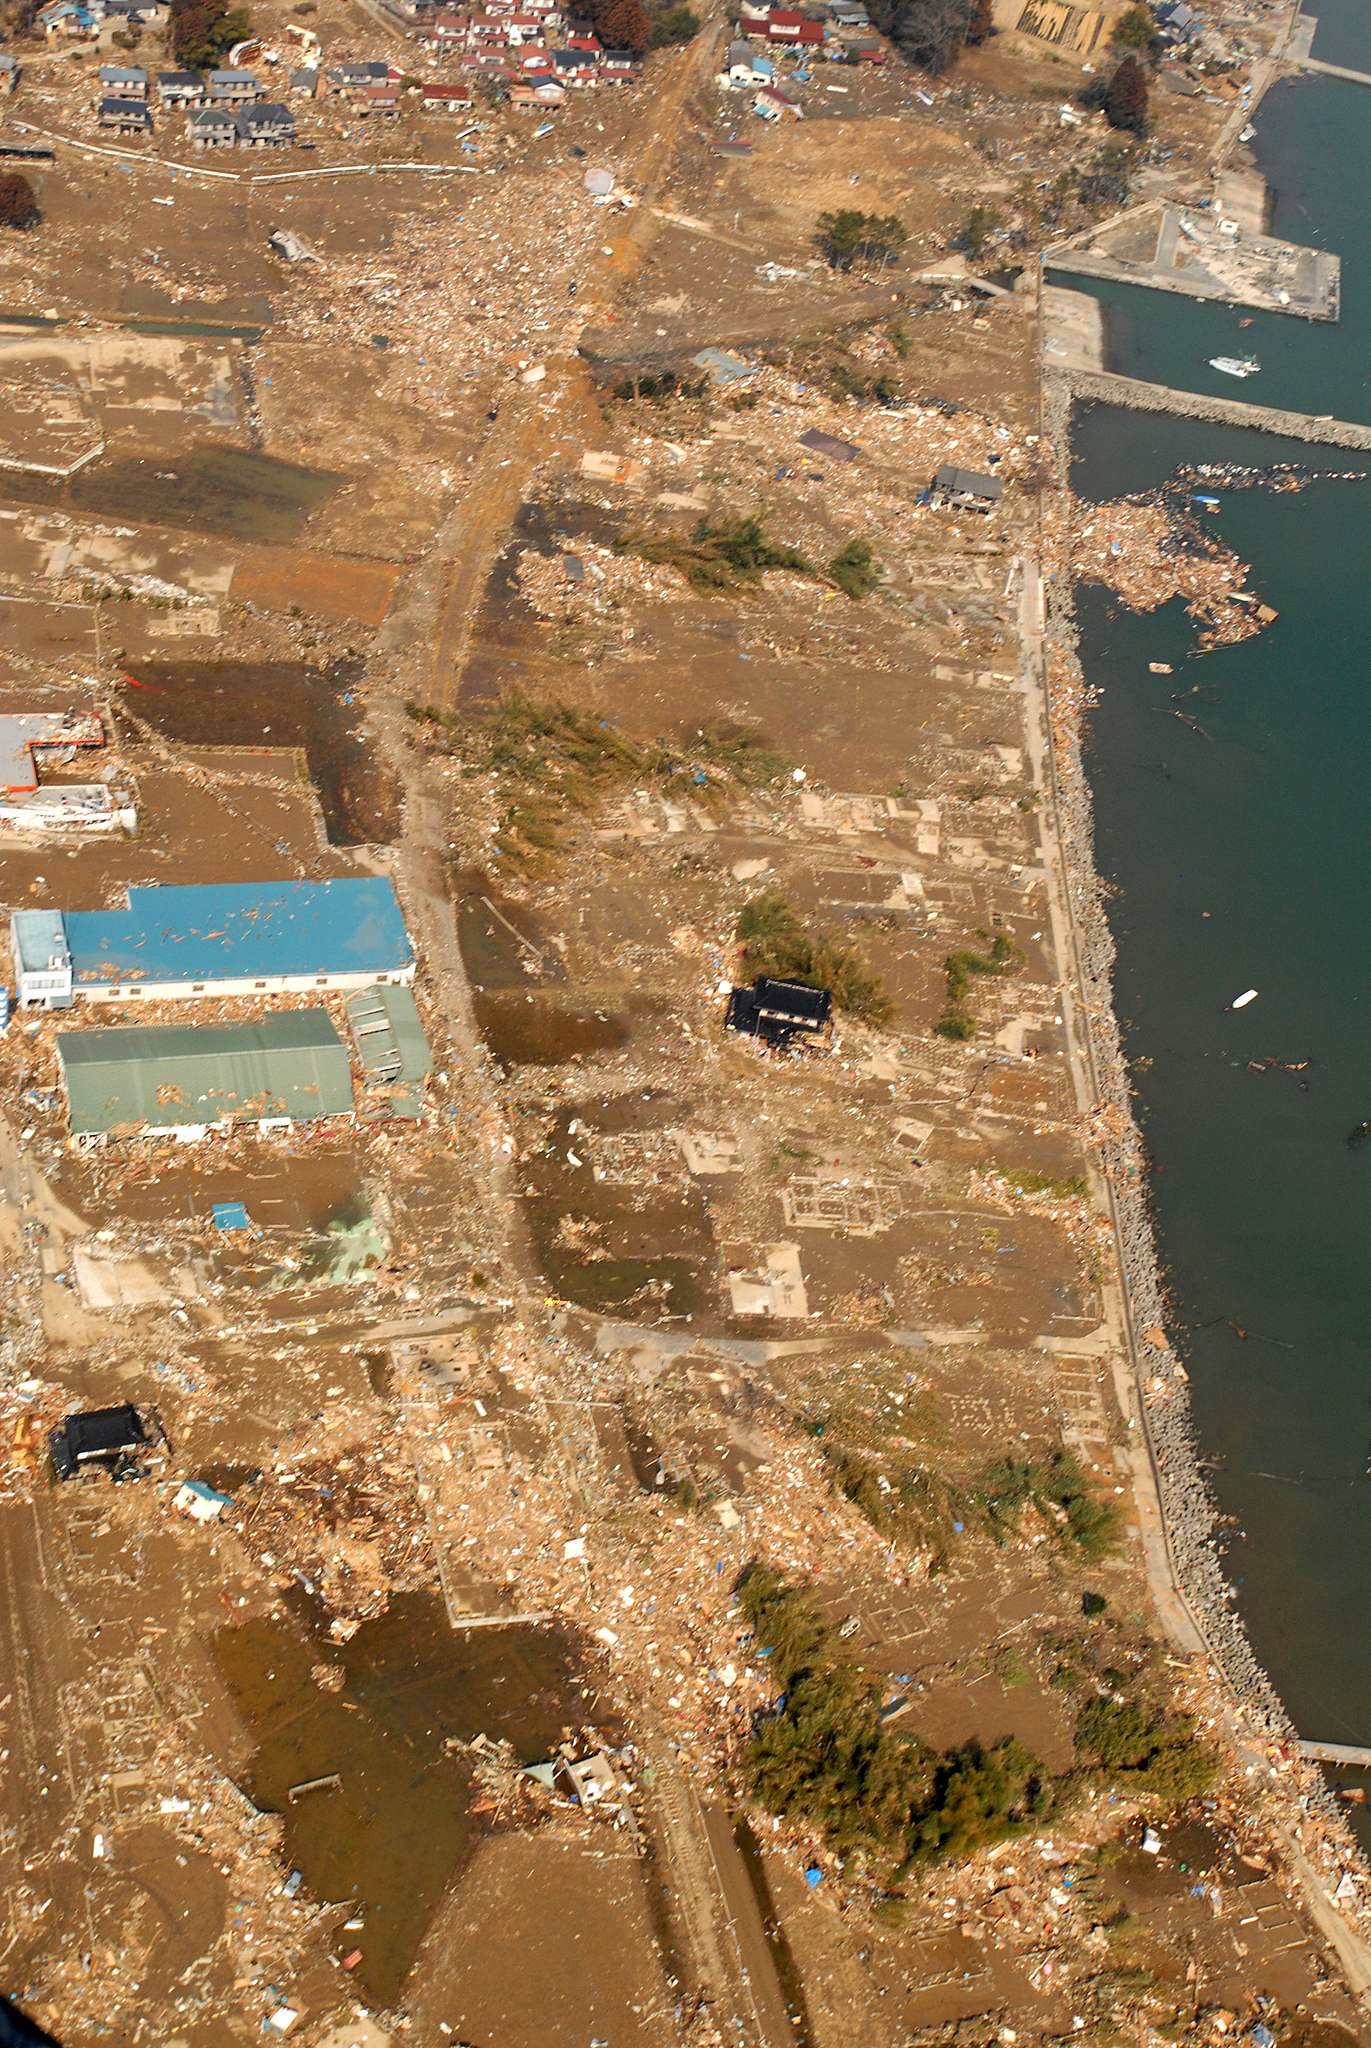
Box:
815 208 908 271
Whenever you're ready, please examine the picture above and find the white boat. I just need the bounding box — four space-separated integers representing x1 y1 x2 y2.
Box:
1209 354 1261 378
1230 989 1259 1010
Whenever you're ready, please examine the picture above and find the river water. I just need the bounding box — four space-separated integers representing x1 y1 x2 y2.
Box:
1058 1 1371 1767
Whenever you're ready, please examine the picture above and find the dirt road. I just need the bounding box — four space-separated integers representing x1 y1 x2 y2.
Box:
427 13 724 713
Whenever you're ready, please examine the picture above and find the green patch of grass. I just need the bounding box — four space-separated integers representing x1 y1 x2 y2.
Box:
822 1442 967 1557
1001 1167 1090 1200
1075 1695 1221 1812
828 538 882 601
737 888 893 1027
419 690 792 874
935 930 1023 1041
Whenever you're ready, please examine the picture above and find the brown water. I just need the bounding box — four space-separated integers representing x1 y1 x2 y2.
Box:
473 991 631 1067
453 866 566 991
0 445 340 544
119 658 398 845
215 1594 582 2009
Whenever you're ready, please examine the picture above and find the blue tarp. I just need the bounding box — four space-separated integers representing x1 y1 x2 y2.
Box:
211 1201 250 1230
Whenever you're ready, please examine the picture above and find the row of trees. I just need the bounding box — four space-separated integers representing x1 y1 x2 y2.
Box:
815 208 908 272
170 0 250 68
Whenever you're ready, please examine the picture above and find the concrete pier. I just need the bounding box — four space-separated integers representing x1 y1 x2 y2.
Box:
1050 365 1371 450
1303 56 1371 85
1048 199 1340 323
1299 1740 1371 1768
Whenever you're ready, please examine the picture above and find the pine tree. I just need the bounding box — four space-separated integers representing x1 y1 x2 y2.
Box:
1104 53 1149 133
0 173 38 231
595 0 650 49
966 0 994 44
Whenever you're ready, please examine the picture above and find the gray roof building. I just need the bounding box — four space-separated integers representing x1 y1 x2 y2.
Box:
98 96 152 128
157 68 206 100
98 63 149 92
235 100 295 142
933 463 1004 511
58 1009 354 1143
188 104 236 143
345 983 432 1120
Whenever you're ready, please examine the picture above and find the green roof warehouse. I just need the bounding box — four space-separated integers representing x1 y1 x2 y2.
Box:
57 1010 355 1148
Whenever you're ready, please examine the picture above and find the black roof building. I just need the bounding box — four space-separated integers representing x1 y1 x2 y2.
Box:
49 1402 151 1481
725 976 832 1046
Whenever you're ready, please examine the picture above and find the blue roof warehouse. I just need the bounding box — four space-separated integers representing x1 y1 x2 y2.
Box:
12 878 415 1009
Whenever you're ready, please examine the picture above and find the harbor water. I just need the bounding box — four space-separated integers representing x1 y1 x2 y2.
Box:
1065 0 1371 1769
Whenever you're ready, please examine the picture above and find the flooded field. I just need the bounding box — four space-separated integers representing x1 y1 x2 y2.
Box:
454 868 566 991
117 659 399 846
0 446 342 544
472 992 632 1067
215 1594 584 2009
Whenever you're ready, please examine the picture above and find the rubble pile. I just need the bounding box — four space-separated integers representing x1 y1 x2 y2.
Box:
238 1436 439 1623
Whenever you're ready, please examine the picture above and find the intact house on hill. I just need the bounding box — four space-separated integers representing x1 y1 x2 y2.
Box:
234 100 295 144
98 95 152 131
205 67 263 102
97 63 149 97
187 104 236 145
157 68 206 103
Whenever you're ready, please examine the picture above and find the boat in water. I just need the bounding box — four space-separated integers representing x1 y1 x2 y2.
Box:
1209 354 1261 379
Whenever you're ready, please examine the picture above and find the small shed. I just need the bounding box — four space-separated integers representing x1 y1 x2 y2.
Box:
345 983 432 1120
174 1478 234 1522
798 427 859 462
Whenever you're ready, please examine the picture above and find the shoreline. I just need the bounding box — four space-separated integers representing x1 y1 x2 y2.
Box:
1031 360 1371 1990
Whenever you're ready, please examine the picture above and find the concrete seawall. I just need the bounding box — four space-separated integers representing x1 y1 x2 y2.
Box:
1050 365 1371 449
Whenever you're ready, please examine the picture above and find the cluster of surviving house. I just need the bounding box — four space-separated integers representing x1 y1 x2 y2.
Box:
11 878 434 1145
411 5 638 101
35 0 166 40
77 39 639 136
88 62 298 142
732 0 887 66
